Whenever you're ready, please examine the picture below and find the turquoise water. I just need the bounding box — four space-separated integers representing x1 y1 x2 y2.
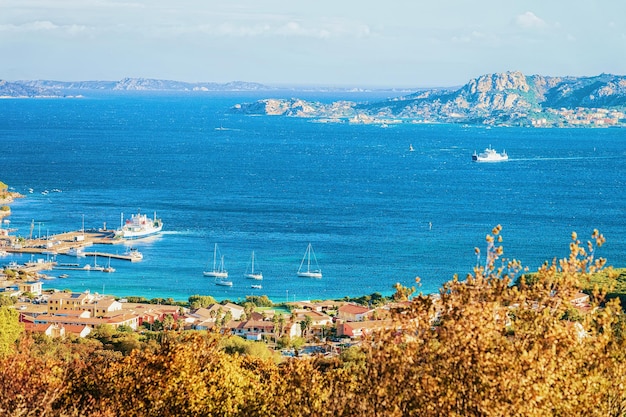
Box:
1 92 625 302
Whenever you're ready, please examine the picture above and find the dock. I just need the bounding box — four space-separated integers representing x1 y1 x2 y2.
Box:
2 229 142 262
82 252 141 262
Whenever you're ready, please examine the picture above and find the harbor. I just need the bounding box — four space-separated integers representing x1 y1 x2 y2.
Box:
1 228 143 276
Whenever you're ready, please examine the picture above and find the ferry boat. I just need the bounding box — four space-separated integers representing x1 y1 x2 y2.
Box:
472 146 508 162
116 211 163 240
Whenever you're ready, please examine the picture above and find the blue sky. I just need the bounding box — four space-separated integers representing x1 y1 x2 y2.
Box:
1 0 624 87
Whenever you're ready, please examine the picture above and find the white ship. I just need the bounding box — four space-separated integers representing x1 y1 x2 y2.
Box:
472 146 508 162
116 211 163 240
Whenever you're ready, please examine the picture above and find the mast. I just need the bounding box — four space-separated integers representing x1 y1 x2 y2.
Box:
307 244 311 272
213 243 218 271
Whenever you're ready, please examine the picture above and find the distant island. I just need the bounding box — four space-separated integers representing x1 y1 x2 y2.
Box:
2 71 626 127
0 78 413 98
231 71 626 128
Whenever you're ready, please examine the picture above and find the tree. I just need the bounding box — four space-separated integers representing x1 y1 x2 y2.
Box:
392 282 415 301
0 307 23 356
162 314 175 331
245 295 273 307
300 315 313 340
0 295 16 307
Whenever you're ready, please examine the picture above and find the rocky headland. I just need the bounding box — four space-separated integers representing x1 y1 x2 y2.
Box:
231 71 626 127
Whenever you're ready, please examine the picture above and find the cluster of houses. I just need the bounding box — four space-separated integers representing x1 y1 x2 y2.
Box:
5 280 403 343
4 277 593 346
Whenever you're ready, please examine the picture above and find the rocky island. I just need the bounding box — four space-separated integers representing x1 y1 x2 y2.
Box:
231 71 626 127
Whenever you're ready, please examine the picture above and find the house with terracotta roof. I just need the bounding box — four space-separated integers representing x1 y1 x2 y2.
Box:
227 319 276 341
33 310 140 331
204 303 245 320
291 309 334 339
119 302 184 327
23 322 92 338
225 318 301 341
23 322 62 337
337 319 394 338
337 303 374 322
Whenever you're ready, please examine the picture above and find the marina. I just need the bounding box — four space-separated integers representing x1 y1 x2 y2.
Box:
1 229 143 271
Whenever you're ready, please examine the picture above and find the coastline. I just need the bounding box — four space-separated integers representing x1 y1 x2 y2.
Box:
0 191 23 219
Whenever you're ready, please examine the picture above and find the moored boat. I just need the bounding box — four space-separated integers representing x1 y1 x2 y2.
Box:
244 250 263 280
124 247 143 261
215 277 233 287
103 257 115 273
115 211 163 240
297 243 322 278
203 244 228 278
67 247 85 257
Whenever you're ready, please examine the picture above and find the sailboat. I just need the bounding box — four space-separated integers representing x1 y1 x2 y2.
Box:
203 244 229 278
90 254 104 272
244 250 263 280
103 257 115 273
297 243 322 278
214 257 233 287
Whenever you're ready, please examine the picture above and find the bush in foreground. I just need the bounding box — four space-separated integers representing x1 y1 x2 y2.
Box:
2 228 626 416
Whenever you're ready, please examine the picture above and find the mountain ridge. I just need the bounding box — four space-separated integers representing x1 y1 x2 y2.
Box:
3 72 626 127
232 71 626 127
0 77 415 97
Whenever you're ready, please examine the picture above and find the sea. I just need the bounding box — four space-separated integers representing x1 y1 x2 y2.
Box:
1 91 625 303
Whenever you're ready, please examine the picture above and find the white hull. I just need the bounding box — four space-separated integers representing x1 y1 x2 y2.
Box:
203 271 228 278
298 243 322 278
245 250 263 280
472 146 508 162
204 244 228 278
120 225 162 239
297 271 322 279
215 279 233 287
244 273 263 280
117 212 163 240
124 248 143 261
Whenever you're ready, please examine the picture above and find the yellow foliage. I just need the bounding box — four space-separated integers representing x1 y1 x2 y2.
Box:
2 229 626 416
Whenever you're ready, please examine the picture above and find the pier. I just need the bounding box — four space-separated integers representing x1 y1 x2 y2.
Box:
83 252 141 262
2 229 141 262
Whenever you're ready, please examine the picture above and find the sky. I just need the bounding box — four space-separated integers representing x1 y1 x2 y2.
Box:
0 0 625 88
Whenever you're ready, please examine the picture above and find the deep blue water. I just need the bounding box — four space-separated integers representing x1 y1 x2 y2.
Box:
1 92 625 302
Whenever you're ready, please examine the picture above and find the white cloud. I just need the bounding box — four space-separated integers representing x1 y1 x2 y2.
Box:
0 20 87 35
515 12 547 29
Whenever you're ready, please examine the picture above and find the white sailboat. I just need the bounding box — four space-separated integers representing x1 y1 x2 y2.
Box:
90 254 104 272
203 243 229 278
103 257 115 273
244 250 263 280
297 243 322 278
214 262 233 287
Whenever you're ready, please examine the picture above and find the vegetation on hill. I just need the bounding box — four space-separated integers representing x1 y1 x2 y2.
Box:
2 227 626 416
232 72 626 127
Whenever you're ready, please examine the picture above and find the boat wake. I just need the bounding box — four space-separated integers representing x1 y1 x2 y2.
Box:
508 155 618 162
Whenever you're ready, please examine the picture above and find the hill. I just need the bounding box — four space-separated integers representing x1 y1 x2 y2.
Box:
0 80 60 98
232 71 626 127
0 78 276 96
